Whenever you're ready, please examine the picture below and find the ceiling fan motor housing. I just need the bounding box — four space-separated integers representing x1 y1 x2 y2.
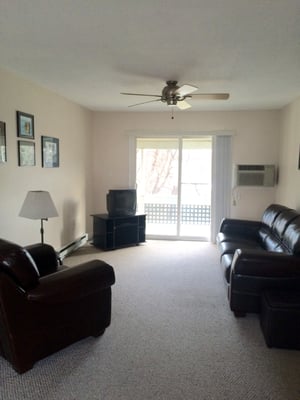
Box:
162 81 182 105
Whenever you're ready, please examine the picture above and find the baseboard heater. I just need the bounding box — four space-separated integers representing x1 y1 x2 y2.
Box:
57 233 88 260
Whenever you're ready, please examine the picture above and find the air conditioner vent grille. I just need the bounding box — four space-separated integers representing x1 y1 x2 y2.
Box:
238 165 264 171
234 164 276 187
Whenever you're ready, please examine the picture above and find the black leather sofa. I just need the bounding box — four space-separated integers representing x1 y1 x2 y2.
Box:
217 204 300 316
0 238 115 373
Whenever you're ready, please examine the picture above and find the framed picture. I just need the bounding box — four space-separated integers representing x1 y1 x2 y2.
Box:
0 121 7 163
17 111 34 139
298 145 300 170
18 140 35 166
42 136 59 168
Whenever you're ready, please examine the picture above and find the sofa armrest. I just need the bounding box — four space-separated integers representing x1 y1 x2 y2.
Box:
27 260 115 304
219 218 262 237
25 243 58 276
231 248 300 278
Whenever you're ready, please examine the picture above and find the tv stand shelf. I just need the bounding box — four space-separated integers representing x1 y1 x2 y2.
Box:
91 214 146 250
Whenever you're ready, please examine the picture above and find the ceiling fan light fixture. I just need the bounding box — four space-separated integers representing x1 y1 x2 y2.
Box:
177 100 191 110
167 98 177 106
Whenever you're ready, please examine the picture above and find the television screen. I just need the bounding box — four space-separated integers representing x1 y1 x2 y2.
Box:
106 189 137 216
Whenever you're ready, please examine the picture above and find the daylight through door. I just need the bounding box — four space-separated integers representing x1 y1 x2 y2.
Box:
136 137 212 240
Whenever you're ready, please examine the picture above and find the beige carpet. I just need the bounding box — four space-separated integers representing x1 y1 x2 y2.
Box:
1 240 300 399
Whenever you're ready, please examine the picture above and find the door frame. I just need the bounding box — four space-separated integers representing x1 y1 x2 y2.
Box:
129 131 233 242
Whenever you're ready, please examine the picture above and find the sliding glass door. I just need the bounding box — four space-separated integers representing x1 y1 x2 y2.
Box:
136 138 179 236
180 138 212 238
136 137 212 240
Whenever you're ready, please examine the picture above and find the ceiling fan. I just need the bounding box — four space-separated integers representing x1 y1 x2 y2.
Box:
121 80 229 109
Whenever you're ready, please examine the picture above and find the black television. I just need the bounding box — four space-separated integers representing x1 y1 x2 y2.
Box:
106 189 137 217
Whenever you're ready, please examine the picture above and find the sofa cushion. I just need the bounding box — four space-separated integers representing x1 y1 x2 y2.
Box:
258 224 272 245
258 205 291 248
261 204 290 228
263 235 284 252
217 232 260 245
272 209 299 239
0 239 39 290
259 209 299 252
218 239 262 256
282 217 300 255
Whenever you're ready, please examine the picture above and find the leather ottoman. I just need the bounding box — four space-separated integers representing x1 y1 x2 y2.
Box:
260 290 300 349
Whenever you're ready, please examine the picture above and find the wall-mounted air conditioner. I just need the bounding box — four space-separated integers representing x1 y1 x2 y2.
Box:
234 164 276 187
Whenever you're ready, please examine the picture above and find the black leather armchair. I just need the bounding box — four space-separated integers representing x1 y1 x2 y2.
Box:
0 238 115 373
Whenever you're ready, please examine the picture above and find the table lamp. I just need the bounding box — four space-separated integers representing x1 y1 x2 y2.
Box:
19 190 58 243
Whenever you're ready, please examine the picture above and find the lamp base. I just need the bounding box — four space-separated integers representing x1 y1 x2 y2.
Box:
40 218 48 243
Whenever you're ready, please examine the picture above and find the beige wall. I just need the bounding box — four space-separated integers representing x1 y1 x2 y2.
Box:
0 68 92 249
276 97 300 210
92 110 280 221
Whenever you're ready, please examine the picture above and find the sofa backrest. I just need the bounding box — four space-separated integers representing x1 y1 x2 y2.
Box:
261 204 291 228
260 208 300 255
259 204 291 247
259 206 300 253
282 216 300 255
0 239 40 290
270 209 299 239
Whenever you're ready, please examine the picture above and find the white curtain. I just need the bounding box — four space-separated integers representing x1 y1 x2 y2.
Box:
211 135 232 242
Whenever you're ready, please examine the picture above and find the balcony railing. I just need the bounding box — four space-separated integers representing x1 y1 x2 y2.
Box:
144 203 211 225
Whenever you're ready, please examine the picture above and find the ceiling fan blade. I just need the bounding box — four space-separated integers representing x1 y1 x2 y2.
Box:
121 92 161 98
177 84 198 97
176 100 192 110
192 93 230 100
128 99 162 108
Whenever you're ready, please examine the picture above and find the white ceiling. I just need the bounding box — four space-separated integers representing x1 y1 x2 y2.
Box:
1 0 300 112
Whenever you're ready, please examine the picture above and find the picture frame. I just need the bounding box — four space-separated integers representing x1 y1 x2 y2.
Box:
18 140 35 166
298 145 300 170
42 136 59 168
0 121 7 163
16 111 34 139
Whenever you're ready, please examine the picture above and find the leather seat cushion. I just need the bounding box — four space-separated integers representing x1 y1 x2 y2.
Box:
217 232 259 245
218 239 262 256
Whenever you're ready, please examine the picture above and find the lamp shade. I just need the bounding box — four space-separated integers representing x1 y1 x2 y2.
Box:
19 191 58 219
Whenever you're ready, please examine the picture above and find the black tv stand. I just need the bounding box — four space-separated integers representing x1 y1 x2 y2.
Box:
91 214 146 250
